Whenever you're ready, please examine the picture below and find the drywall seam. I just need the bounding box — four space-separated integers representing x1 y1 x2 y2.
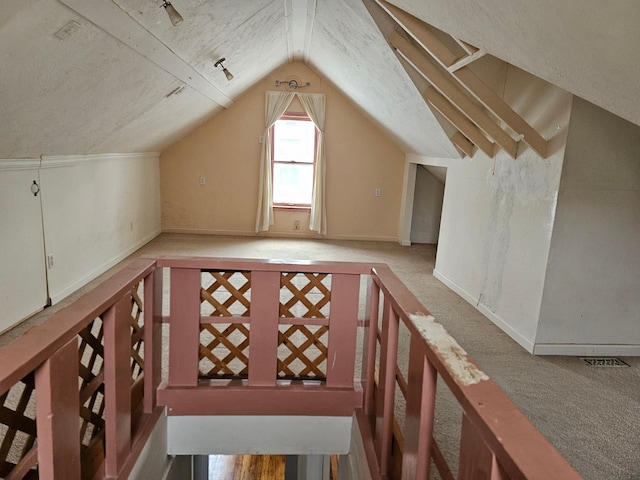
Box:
433 268 535 353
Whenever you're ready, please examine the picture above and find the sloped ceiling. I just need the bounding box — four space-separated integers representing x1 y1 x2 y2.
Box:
0 0 638 160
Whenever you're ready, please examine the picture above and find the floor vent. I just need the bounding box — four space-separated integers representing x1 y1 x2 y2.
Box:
582 357 629 367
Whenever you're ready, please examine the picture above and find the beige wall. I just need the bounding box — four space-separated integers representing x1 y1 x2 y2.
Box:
161 62 405 241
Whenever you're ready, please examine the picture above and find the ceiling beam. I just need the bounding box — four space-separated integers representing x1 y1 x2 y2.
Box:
377 0 548 158
451 132 475 157
59 0 233 108
454 67 548 157
448 50 487 73
378 0 458 67
285 0 317 63
424 88 495 158
391 31 518 158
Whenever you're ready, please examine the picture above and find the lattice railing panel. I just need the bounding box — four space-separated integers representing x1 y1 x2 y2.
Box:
280 273 331 318
277 325 328 379
199 323 250 378
201 271 251 317
0 374 38 479
78 316 106 479
130 282 144 382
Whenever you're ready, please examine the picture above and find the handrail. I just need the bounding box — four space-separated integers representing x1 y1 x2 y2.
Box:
156 256 372 416
0 256 581 479
0 259 156 393
0 258 160 480
363 265 582 479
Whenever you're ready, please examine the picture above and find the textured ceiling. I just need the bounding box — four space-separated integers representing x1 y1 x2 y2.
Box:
0 0 637 160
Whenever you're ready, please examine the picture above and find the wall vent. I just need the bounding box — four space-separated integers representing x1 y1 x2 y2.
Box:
582 357 629 367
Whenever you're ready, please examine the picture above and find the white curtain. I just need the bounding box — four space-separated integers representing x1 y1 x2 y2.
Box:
255 91 295 232
298 93 327 235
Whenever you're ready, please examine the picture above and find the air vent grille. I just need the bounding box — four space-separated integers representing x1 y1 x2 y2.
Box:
582 357 629 367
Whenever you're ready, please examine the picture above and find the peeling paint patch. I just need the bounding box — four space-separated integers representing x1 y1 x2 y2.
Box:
410 314 489 386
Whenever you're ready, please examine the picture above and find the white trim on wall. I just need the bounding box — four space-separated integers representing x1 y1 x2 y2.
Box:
433 268 536 353
0 158 41 170
162 228 398 243
41 152 160 169
533 344 640 356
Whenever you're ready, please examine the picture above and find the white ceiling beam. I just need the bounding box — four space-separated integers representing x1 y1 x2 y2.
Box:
284 0 317 63
58 0 233 108
448 50 486 73
377 0 458 66
451 132 475 157
424 87 495 158
391 31 518 158
378 0 548 158
455 39 479 55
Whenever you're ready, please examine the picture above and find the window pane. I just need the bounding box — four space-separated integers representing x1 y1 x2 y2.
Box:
273 163 314 204
274 120 315 164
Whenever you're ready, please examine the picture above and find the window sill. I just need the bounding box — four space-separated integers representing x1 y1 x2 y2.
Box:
274 205 311 211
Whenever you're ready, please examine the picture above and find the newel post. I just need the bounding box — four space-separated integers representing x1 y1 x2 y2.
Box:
35 339 81 480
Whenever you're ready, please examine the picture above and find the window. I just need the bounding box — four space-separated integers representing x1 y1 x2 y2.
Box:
272 113 317 207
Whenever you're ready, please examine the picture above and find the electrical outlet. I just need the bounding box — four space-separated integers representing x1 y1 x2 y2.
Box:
375 188 381 197
47 255 54 269
293 220 300 231
199 176 206 186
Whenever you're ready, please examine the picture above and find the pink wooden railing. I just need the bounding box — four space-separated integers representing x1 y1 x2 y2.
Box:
155 257 372 417
0 256 581 479
360 265 582 480
0 259 162 480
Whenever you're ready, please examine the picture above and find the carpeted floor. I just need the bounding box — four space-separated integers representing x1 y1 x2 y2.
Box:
2 233 638 479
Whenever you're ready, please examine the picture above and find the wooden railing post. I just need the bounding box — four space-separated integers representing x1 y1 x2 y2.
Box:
144 267 163 412
35 339 81 480
248 270 280 386
103 296 134 476
326 274 360 388
374 300 399 475
401 335 438 480
168 268 202 387
362 277 380 415
458 412 496 479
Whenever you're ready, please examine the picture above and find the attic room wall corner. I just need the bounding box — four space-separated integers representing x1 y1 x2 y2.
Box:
398 159 417 246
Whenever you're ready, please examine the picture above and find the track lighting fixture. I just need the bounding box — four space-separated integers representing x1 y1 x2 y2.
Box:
214 58 234 81
161 1 183 26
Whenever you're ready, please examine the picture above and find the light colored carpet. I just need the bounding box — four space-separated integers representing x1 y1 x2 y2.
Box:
2 234 638 479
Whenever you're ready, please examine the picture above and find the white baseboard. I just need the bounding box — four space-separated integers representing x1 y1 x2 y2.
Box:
432 269 535 353
162 228 398 243
533 343 640 356
49 229 161 304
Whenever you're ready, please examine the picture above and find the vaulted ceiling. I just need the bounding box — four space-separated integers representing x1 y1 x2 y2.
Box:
1 0 638 160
